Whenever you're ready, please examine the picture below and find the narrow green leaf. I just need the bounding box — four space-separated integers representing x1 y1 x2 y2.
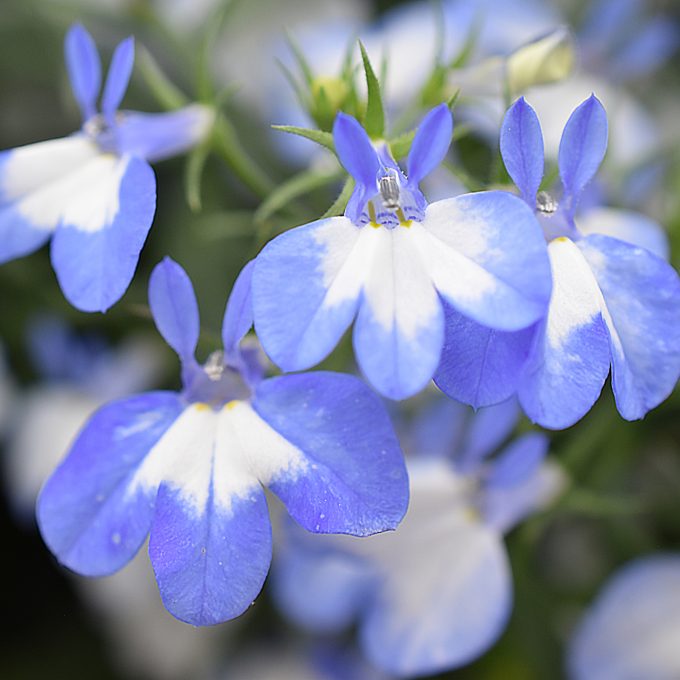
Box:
271 125 335 152
285 31 314 86
213 115 274 197
389 129 417 159
276 58 310 112
196 0 234 100
255 168 343 223
447 87 461 110
358 41 385 138
184 134 213 213
137 47 189 110
323 176 354 217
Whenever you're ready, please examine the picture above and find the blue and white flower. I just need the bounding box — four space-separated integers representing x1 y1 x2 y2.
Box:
272 397 564 677
568 554 680 680
252 105 551 400
436 95 680 429
0 24 212 312
37 257 409 626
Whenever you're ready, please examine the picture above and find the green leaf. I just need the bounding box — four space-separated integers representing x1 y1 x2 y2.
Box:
358 41 385 138
184 134 213 213
255 168 343 223
136 47 188 111
323 176 355 217
285 31 314 86
447 87 461 110
276 58 310 112
389 129 416 159
213 115 274 197
196 0 234 101
271 125 335 152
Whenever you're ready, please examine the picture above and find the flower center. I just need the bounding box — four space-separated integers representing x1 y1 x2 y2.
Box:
536 190 558 215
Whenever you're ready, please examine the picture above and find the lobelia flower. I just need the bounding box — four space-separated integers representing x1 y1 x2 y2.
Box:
435 95 680 429
271 397 565 677
0 24 212 312
567 554 680 680
37 257 409 625
252 104 552 400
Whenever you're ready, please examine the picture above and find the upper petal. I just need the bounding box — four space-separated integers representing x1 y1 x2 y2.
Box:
558 95 608 216
518 237 611 429
50 155 157 312
568 555 680 680
332 112 382 188
577 234 680 420
252 217 367 371
418 192 552 330
406 103 453 185
500 97 545 207
65 24 101 122
222 259 255 362
37 391 184 577
101 36 134 120
149 257 200 363
353 225 444 399
253 372 409 536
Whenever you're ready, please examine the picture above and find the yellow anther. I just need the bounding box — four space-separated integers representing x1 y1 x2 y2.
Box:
194 402 210 411
225 400 239 411
367 201 380 228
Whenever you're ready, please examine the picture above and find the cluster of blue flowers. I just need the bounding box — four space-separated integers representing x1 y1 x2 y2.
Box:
2 17 679 680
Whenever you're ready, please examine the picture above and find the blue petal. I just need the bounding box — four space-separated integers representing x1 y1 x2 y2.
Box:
37 391 184 576
518 238 611 430
578 234 680 420
500 97 544 207
558 95 608 217
408 397 469 459
333 113 382 222
272 538 374 633
252 217 362 372
114 105 213 163
435 304 536 409
482 452 564 533
568 555 680 680
101 36 134 120
353 225 444 399
253 372 409 536
457 398 521 472
486 432 549 487
406 104 453 185
149 481 272 626
50 155 156 312
421 192 552 330
65 24 101 122
222 259 254 361
149 257 200 363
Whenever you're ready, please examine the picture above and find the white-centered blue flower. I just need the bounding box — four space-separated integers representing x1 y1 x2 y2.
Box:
252 104 552 400
0 24 212 312
37 257 409 626
271 398 564 677
436 95 680 429
567 554 680 680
